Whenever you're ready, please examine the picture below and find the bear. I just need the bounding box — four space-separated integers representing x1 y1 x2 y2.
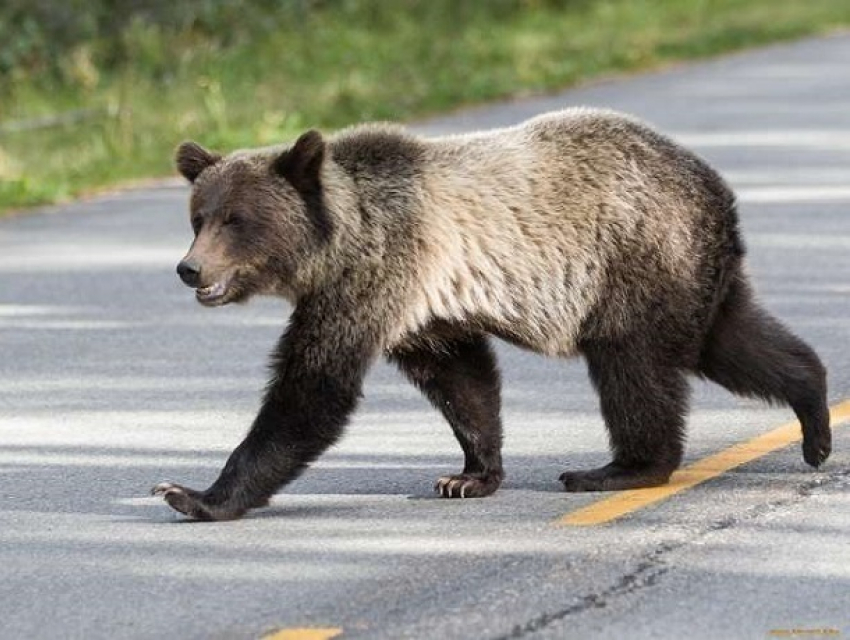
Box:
153 107 831 521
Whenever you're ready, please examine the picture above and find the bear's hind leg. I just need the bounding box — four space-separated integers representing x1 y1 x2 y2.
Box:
561 341 689 491
390 335 504 498
698 276 830 467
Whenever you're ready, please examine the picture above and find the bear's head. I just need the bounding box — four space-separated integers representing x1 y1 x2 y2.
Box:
174 131 331 306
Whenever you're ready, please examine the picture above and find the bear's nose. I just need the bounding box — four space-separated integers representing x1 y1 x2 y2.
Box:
176 259 202 287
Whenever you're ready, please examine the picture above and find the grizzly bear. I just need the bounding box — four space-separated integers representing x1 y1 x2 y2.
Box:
153 108 830 521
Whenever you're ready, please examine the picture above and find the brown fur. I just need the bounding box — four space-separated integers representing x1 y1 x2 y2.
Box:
154 108 830 521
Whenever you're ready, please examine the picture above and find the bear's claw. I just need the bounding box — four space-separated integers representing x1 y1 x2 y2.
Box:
151 482 177 496
434 473 500 499
151 482 215 521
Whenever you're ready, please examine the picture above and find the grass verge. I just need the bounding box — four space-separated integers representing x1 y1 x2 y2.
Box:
1 0 849 213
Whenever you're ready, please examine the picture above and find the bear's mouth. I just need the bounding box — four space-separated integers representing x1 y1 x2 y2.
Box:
195 277 233 306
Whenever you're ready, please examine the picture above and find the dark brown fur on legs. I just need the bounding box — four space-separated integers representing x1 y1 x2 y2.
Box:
153 291 380 520
698 276 831 467
390 334 504 498
562 339 689 491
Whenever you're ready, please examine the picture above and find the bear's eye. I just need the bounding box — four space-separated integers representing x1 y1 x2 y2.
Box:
191 215 203 235
223 213 243 228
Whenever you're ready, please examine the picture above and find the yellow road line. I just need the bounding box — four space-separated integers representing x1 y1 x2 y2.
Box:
558 400 850 527
263 628 342 640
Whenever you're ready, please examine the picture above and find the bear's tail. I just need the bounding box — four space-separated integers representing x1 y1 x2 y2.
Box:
697 272 831 467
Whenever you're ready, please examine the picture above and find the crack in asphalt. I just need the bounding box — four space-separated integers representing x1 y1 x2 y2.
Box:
495 470 849 639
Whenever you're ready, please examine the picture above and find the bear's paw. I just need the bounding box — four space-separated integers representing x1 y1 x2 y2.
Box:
434 473 501 499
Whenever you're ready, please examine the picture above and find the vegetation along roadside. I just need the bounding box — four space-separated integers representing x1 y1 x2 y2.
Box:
2 0 849 213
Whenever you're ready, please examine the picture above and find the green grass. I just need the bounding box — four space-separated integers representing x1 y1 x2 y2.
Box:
2 0 849 213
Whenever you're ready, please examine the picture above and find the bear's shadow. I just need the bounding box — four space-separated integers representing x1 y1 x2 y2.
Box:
284 451 605 496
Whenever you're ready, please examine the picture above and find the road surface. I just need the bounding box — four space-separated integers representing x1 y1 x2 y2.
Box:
2 33 850 640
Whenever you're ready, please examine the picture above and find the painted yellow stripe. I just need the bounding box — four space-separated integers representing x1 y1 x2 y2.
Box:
558 400 850 527
263 628 342 640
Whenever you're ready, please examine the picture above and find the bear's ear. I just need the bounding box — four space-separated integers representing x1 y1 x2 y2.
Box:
272 130 325 193
175 141 221 183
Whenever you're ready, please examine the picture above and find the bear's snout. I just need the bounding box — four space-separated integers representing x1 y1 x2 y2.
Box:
176 259 202 287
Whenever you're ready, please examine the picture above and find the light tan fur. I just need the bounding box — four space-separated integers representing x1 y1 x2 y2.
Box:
322 109 720 355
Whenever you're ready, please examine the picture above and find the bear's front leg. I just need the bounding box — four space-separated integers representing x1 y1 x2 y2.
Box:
390 334 505 499
153 299 379 521
152 384 350 521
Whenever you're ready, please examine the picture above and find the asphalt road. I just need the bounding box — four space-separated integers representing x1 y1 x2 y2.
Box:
2 34 850 640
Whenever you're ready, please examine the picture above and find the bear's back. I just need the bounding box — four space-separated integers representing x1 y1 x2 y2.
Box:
328 111 739 355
